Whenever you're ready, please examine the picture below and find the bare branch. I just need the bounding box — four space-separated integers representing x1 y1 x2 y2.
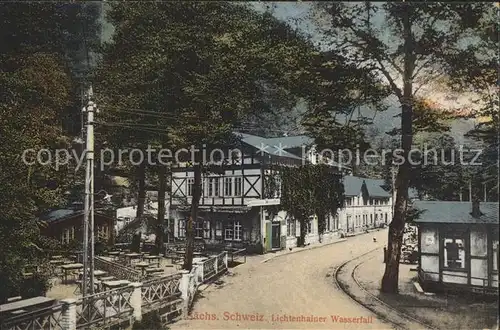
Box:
413 71 442 96
376 59 404 101
412 57 435 79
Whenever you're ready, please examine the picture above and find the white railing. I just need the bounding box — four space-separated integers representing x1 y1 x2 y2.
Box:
1 303 64 330
1 253 230 330
141 273 183 314
75 284 136 329
95 256 142 282
198 251 228 283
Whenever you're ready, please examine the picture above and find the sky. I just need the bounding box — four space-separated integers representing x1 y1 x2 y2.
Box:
100 2 481 144
251 2 481 144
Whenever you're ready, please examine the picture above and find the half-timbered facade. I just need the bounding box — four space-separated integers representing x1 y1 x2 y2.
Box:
414 201 499 295
169 133 352 253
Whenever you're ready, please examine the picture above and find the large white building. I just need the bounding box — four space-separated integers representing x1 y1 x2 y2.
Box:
168 132 393 253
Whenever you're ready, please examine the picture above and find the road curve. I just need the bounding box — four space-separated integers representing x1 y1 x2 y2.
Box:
171 229 395 329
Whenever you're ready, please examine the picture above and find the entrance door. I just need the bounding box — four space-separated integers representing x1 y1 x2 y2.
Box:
271 222 281 249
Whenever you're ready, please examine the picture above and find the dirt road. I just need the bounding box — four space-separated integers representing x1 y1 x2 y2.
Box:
171 229 394 329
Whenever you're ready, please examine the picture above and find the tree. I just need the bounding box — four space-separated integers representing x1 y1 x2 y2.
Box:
0 54 74 301
279 165 344 246
315 2 492 292
97 2 319 270
445 4 499 202
0 2 101 301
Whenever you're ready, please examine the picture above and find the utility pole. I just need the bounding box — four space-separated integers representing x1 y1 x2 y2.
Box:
82 85 97 296
469 179 472 202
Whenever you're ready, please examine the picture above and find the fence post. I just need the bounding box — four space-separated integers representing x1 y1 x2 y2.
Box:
214 255 218 275
179 270 190 317
224 252 228 270
130 282 143 322
60 298 77 330
194 261 204 283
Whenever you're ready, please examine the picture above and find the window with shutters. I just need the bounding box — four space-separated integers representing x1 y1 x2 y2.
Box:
234 222 242 241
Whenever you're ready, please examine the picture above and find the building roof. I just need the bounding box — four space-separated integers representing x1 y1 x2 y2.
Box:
40 209 81 223
413 201 499 225
343 175 391 198
263 135 314 149
236 133 303 160
40 208 114 225
364 178 390 197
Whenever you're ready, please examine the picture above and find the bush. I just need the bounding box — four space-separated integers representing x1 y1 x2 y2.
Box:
22 272 51 299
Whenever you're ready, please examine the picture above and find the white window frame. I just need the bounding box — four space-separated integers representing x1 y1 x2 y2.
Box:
224 223 233 240
234 177 242 196
287 217 296 237
187 178 194 196
224 177 232 196
234 221 242 241
493 240 499 272
178 219 186 238
443 237 466 270
203 220 211 239
215 221 223 238
195 221 204 239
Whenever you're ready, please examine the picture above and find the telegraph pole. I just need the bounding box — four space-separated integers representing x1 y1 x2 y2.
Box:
82 85 97 296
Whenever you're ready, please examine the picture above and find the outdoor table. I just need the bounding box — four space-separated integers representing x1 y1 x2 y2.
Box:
49 259 65 265
124 253 142 266
0 297 55 316
61 263 83 284
102 280 130 290
193 257 207 264
108 251 120 260
145 267 164 276
134 262 150 276
99 276 115 282
143 255 161 268
78 270 107 278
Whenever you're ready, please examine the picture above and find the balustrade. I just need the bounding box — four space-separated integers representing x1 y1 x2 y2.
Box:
2 253 228 330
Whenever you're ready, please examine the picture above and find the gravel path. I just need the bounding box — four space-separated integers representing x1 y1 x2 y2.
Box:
171 229 394 329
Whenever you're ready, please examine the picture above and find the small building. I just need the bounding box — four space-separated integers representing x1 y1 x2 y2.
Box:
40 208 115 246
414 200 499 295
339 175 392 236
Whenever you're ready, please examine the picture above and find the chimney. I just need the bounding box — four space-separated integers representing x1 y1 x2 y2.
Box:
471 199 481 218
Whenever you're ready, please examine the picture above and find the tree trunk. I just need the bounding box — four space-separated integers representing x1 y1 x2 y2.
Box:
381 3 415 293
136 161 146 219
183 164 202 271
154 165 166 255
